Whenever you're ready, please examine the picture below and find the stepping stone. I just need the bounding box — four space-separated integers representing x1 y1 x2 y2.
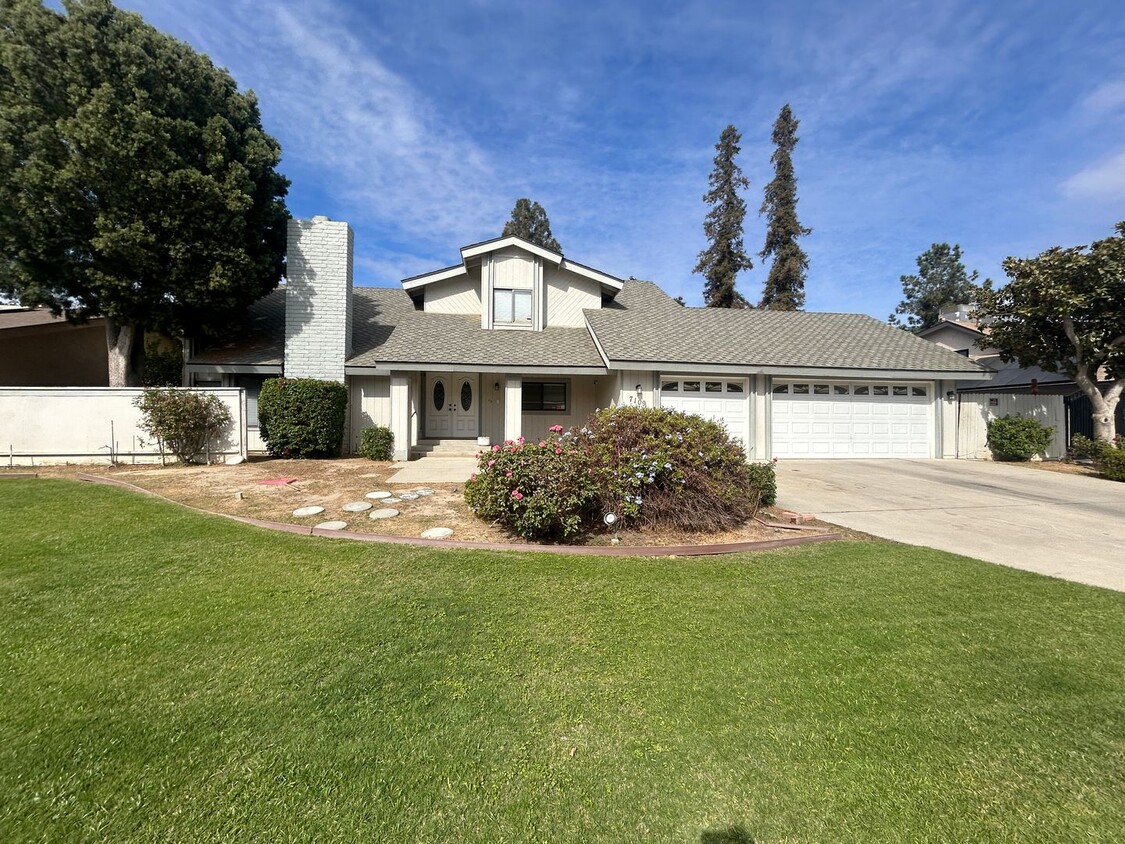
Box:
398 493 419 501
369 508 400 520
342 501 372 512
382 497 401 504
420 527 454 540
414 488 436 496
292 506 325 517
315 521 348 531
366 490 392 500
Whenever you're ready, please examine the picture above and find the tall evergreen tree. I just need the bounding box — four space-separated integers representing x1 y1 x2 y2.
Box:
0 0 289 385
889 243 984 331
501 198 561 252
759 104 811 310
694 125 752 308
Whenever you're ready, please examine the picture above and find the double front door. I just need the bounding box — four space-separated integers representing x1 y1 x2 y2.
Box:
425 372 479 438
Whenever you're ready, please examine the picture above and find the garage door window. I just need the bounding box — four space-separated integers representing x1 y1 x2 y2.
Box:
706 381 723 393
683 381 701 392
773 384 789 394
893 386 908 396
873 386 889 396
813 384 829 395
913 386 928 397
793 384 809 394
661 382 679 392
726 382 744 393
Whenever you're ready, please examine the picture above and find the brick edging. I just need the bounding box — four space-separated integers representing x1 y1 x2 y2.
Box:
75 473 841 557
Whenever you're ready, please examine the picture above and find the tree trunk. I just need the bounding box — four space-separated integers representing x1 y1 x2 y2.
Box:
105 318 144 387
1074 366 1123 442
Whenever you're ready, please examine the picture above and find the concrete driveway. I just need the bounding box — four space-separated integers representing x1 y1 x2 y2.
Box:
776 460 1125 592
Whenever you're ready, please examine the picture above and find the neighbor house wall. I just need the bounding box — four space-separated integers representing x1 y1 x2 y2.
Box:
0 323 108 386
0 387 246 465
957 393 1067 459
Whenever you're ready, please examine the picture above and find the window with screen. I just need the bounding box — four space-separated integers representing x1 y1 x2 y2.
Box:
494 288 532 324
522 381 567 412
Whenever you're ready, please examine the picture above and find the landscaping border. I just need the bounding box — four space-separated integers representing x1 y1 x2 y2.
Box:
75 473 841 557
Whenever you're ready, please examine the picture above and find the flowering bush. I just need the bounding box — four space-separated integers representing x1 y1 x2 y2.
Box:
574 406 767 531
463 432 598 540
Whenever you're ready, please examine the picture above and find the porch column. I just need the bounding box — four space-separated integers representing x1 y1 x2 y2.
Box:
504 376 522 442
390 373 411 461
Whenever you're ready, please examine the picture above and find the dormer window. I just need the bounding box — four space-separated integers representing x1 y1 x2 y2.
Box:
494 288 532 325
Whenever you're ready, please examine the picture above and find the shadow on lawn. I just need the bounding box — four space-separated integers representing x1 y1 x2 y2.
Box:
700 824 755 843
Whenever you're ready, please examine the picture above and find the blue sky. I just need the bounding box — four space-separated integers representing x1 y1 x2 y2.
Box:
121 0 1124 318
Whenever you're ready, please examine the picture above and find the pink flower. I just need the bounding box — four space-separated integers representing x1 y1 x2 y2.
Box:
505 470 512 477
517 436 525 444
470 473 477 480
548 424 564 433
511 490 523 500
538 441 546 447
493 444 502 451
555 448 562 454
487 459 495 467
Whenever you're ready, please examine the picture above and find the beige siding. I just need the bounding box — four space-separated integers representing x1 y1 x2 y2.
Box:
521 376 599 438
957 393 1067 459
480 375 506 443
493 250 534 289
544 268 601 327
348 374 391 452
424 271 481 316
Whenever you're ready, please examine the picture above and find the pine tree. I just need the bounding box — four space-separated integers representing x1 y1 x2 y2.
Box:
889 243 984 331
694 125 752 308
501 198 562 253
759 105 811 310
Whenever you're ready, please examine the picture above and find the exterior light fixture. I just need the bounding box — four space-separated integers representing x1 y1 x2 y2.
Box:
604 511 620 545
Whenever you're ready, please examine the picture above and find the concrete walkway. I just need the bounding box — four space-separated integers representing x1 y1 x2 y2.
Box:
776 459 1125 592
385 457 477 485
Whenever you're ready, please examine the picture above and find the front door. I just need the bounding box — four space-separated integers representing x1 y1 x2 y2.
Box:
425 372 479 438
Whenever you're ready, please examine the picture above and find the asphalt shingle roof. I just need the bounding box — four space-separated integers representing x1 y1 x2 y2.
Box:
586 284 988 373
189 288 286 366
348 287 605 369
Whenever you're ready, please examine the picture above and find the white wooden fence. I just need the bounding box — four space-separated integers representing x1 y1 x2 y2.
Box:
0 387 247 466
956 393 1067 460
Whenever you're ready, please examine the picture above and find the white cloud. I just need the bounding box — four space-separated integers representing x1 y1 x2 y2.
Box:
1081 80 1125 115
1062 149 1125 202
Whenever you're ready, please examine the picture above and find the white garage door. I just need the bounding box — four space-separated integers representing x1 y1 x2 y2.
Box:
659 377 749 450
771 381 933 458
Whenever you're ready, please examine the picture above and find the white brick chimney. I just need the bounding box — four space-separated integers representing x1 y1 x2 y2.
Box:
284 216 354 382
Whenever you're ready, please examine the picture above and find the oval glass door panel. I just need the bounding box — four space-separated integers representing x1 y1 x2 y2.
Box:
433 380 445 411
460 380 473 412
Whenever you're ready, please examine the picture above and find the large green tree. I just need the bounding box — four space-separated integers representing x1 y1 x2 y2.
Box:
0 0 289 385
889 243 983 331
977 222 1125 442
758 104 811 310
501 198 561 253
694 124 752 308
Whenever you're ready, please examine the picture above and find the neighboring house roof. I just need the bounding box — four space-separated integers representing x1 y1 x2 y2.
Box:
0 307 103 334
586 292 989 376
956 355 1075 393
348 287 605 371
188 288 286 368
916 317 986 341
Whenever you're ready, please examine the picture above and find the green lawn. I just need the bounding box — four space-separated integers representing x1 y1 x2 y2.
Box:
1 479 1122 843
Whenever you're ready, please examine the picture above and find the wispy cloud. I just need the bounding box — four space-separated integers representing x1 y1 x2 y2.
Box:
1062 150 1125 202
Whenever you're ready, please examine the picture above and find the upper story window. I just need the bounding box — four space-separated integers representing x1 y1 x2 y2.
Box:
494 288 532 324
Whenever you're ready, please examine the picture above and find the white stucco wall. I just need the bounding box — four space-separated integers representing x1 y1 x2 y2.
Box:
0 387 246 465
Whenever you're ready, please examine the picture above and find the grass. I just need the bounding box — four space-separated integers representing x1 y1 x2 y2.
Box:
1 478 1123 843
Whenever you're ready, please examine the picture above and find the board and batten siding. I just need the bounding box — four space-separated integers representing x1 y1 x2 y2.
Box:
423 271 481 316
956 393 1067 459
545 268 601 327
348 375 391 452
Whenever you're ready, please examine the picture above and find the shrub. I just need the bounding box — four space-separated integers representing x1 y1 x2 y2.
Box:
1070 432 1122 463
463 431 598 540
134 388 232 464
142 339 184 387
986 415 1054 461
358 426 394 461
1101 449 1125 482
574 405 761 531
257 378 348 458
747 459 778 507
